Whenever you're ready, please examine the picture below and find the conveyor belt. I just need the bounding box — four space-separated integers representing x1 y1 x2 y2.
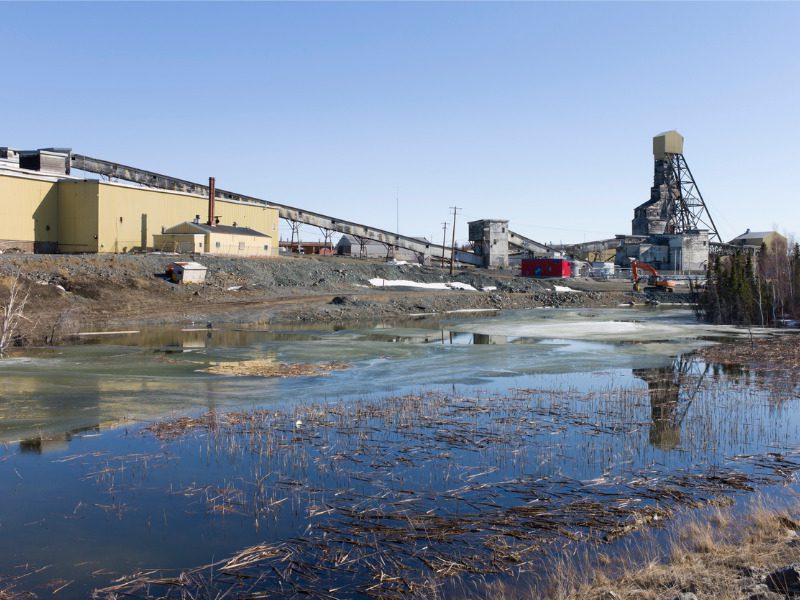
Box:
71 153 550 263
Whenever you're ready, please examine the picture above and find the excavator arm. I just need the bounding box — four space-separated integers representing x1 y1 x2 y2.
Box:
629 259 676 293
630 259 658 284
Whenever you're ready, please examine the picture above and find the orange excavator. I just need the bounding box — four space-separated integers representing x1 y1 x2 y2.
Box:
630 259 677 293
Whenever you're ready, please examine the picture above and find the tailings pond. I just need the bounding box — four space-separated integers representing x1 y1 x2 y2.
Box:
1 307 798 598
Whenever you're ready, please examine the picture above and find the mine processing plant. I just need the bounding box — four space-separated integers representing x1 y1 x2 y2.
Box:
1 131 722 273
66 153 551 267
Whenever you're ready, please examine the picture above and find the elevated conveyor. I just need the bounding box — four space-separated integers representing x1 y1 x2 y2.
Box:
70 154 484 266
507 231 551 254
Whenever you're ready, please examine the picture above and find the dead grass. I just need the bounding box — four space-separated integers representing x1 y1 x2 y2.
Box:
92 381 800 599
1 574 43 599
532 500 800 600
699 335 800 373
198 359 350 377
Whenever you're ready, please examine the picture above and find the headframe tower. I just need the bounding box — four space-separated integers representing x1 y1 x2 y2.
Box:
632 131 721 243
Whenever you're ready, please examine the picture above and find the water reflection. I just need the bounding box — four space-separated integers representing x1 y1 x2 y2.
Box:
472 333 508 345
19 425 100 454
0 308 763 446
3 362 797 598
0 347 251 443
2 321 799 596
158 335 209 353
636 358 709 450
705 357 800 405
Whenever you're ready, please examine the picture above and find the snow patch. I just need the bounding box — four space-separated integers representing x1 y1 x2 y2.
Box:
553 285 580 293
448 282 478 291
385 259 419 267
368 278 478 291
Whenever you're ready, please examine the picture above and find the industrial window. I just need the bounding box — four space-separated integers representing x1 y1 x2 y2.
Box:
215 241 221 248
238 242 245 251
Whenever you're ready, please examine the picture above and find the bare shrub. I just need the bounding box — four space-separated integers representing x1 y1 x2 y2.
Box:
41 308 79 346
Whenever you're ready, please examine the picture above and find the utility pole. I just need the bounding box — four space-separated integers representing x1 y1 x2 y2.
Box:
449 206 461 276
440 221 448 268
395 188 400 258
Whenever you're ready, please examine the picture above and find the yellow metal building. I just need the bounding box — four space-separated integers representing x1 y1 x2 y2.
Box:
0 169 279 255
0 170 60 252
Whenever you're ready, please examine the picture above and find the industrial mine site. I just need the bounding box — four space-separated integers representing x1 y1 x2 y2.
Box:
8 0 800 596
0 131 767 338
2 130 799 600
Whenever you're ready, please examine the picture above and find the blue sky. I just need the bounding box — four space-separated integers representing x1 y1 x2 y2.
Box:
2 2 799 245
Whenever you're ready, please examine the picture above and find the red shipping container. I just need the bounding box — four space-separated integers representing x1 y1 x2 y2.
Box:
520 259 571 278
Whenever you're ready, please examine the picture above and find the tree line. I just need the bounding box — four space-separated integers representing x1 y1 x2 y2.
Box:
696 239 800 326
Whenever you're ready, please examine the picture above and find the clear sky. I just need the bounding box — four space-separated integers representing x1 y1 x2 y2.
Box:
2 2 799 246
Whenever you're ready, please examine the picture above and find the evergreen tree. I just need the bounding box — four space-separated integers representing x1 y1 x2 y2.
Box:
698 251 762 325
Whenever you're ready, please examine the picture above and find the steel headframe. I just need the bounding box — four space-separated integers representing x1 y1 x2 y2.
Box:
663 153 722 243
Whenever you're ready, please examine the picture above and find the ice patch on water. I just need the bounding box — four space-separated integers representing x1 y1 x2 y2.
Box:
511 320 642 339
446 309 740 344
0 356 63 368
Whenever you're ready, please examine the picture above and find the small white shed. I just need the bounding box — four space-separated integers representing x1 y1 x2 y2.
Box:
166 261 207 284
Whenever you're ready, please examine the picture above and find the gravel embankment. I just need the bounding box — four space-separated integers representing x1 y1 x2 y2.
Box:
0 254 694 341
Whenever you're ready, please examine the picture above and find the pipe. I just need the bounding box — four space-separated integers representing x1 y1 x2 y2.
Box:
208 176 216 226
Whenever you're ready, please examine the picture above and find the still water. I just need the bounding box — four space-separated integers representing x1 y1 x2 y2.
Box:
0 307 797 597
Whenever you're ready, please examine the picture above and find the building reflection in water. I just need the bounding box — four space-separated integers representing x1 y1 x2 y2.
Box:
634 358 708 450
4 329 269 450
19 425 100 454
472 333 507 345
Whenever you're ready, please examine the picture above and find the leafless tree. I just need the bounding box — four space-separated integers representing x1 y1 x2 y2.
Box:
0 273 31 357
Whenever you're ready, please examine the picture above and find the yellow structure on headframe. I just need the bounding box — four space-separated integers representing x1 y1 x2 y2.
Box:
652 130 684 160
0 169 279 255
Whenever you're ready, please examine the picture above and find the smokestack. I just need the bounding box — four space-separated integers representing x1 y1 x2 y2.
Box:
207 177 216 226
